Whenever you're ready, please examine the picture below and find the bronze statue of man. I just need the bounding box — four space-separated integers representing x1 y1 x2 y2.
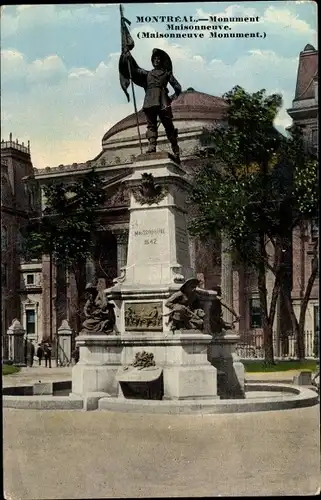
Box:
121 48 182 161
164 278 205 331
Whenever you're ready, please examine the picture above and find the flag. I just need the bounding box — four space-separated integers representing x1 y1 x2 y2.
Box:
119 4 135 102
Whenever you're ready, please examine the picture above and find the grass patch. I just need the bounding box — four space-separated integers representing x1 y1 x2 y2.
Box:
243 359 318 373
2 364 21 376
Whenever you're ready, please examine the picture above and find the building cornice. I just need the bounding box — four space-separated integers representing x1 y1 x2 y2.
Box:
287 105 318 120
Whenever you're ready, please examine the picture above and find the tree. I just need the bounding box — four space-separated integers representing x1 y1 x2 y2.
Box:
189 86 318 365
25 169 106 335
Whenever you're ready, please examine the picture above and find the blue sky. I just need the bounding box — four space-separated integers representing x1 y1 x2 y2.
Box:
1 2 317 168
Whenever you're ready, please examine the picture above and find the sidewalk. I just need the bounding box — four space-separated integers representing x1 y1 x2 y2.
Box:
245 370 303 382
2 365 72 388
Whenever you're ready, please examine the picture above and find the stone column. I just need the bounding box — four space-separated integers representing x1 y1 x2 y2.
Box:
114 229 129 276
7 319 26 366
57 319 73 366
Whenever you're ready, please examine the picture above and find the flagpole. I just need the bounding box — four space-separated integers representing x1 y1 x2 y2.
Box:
127 58 143 155
120 4 143 155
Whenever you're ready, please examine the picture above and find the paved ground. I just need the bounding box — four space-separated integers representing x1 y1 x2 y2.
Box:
2 365 72 387
3 405 320 498
3 366 320 497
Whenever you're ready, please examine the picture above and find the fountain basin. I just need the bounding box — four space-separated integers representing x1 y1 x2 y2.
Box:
2 382 318 413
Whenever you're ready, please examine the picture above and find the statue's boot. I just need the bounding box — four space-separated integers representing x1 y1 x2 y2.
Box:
146 130 157 154
146 141 156 153
169 128 180 162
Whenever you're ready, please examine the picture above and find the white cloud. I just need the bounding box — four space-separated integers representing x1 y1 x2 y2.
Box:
1 50 68 84
1 49 26 81
1 47 24 61
0 4 110 38
197 4 258 19
68 68 95 79
263 6 313 33
27 55 67 82
196 3 316 38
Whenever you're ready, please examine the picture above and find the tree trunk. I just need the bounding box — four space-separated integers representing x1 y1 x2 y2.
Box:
73 260 86 335
49 252 53 343
282 289 299 357
283 244 318 360
298 247 318 359
258 234 275 365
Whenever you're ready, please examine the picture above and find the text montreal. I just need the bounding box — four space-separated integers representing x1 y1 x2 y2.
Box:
136 16 196 23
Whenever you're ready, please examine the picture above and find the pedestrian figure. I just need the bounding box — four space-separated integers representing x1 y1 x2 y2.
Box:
72 346 80 365
44 343 52 368
28 341 35 367
36 343 43 366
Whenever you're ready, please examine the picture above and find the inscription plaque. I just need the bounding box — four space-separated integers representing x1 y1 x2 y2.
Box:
125 302 163 331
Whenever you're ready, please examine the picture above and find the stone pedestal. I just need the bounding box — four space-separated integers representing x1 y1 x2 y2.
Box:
123 152 194 286
107 152 217 401
72 335 122 397
57 320 72 366
72 152 218 403
208 332 245 399
6 319 26 366
119 332 217 400
213 233 245 398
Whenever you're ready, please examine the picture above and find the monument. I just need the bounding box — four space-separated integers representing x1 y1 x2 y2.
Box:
71 5 244 405
72 151 218 402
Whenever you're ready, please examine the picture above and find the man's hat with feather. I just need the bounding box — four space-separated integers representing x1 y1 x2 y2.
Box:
180 278 199 293
151 48 173 72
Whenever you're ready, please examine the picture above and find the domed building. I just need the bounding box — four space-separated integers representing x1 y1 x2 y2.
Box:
100 88 227 165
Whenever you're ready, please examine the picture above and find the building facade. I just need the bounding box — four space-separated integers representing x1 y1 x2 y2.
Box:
1 45 318 354
287 44 319 337
1 135 41 356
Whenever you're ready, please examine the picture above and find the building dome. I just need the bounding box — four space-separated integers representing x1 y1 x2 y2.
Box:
103 88 227 143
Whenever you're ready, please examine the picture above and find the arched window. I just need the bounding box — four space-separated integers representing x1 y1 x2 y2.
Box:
1 226 8 251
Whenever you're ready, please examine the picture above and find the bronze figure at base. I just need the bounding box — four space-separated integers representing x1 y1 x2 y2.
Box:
209 286 240 334
80 283 116 335
164 278 205 332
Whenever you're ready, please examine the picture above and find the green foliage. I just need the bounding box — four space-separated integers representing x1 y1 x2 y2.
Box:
243 359 318 373
190 86 318 267
25 169 106 270
2 364 21 375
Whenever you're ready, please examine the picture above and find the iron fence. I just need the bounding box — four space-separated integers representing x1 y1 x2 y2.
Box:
236 330 319 359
